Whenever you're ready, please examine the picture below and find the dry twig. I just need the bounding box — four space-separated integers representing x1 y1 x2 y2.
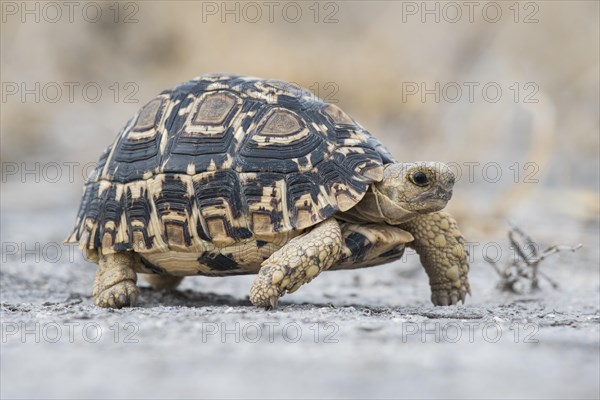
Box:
484 223 582 293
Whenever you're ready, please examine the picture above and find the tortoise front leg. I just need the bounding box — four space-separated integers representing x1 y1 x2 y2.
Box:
93 252 140 308
249 218 342 309
400 211 471 306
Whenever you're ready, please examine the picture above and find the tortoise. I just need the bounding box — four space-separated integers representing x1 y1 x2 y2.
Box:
66 74 470 309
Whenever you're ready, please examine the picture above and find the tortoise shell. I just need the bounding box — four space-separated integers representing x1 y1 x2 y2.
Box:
67 74 395 256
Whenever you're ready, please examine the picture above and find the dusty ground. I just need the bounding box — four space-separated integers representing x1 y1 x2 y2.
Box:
1 2 598 398
1 209 598 399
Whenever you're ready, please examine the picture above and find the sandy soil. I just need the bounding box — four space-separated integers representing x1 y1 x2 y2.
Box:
1 209 598 399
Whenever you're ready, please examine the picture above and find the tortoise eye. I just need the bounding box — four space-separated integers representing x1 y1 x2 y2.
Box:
411 171 429 187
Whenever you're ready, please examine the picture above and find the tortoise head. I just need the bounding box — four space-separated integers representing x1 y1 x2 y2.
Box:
368 162 456 224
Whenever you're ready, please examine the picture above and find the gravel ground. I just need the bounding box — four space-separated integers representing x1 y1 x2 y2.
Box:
1 209 599 399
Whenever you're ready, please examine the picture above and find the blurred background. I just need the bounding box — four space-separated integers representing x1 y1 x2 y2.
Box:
2 1 598 245
1 1 599 399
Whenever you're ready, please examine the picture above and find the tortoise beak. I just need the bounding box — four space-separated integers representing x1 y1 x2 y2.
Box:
415 184 453 203
413 184 453 213
437 186 453 201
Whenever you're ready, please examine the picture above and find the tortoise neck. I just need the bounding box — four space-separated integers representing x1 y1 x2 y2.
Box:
338 185 417 225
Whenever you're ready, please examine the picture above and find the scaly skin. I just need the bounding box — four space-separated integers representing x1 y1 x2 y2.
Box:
142 274 184 291
249 218 342 309
93 252 139 308
400 211 470 306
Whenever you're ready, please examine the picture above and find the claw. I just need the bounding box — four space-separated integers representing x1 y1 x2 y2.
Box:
117 293 128 307
432 293 450 306
95 280 138 309
460 290 467 304
450 293 459 305
269 296 278 310
271 270 285 286
287 282 302 294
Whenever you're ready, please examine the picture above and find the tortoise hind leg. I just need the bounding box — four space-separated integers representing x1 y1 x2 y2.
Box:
93 252 139 308
141 274 184 290
249 218 342 309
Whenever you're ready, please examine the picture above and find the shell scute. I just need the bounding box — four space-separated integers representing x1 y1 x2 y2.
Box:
67 74 394 254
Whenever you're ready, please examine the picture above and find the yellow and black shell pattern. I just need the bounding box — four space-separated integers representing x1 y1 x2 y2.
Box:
67 74 395 256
